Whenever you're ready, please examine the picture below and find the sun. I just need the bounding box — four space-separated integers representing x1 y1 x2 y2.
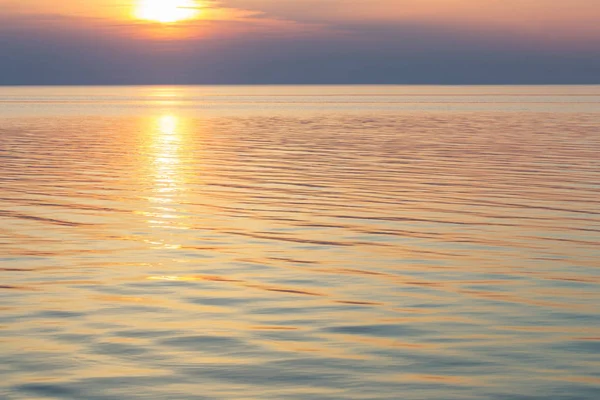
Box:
134 0 201 23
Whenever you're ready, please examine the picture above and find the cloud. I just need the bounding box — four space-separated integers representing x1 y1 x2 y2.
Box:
0 1 598 84
222 0 600 47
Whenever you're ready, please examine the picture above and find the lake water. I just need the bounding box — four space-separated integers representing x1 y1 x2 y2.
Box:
1 86 599 399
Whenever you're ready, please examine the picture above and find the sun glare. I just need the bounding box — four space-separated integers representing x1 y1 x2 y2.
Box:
135 0 201 23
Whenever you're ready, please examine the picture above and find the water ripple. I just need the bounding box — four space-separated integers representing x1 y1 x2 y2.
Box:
1 87 599 399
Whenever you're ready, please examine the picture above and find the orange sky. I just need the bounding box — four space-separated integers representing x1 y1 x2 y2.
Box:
1 0 598 84
4 0 600 43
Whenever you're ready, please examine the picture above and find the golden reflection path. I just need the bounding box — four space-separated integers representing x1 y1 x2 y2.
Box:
141 111 194 253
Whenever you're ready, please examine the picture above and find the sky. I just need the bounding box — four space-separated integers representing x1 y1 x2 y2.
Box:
1 0 599 85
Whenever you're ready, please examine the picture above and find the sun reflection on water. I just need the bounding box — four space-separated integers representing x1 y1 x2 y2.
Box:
152 114 184 198
142 112 194 246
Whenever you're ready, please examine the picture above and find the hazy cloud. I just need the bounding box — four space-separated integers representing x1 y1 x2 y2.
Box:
0 0 598 84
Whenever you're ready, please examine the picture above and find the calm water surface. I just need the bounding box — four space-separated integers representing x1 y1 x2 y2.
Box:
1 86 599 399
